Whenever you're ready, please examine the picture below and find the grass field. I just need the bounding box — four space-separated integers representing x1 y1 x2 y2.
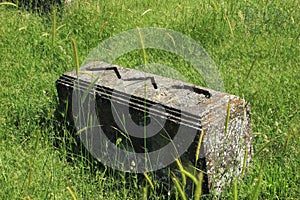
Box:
0 0 299 199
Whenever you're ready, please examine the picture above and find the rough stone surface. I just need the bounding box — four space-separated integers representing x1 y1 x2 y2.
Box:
56 61 253 195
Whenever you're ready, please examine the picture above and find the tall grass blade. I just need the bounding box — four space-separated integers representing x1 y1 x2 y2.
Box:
172 175 187 200
245 59 256 81
175 158 187 186
143 172 154 191
240 147 248 178
284 124 295 153
181 169 198 185
254 136 280 158
81 76 99 104
71 38 80 76
137 27 147 68
141 9 152 16
28 161 33 187
52 7 56 48
209 0 219 12
34 130 41 155
195 130 204 163
137 26 149 168
233 179 238 200
224 12 234 37
142 186 148 200
66 186 77 200
251 163 263 200
0 2 17 7
194 172 203 200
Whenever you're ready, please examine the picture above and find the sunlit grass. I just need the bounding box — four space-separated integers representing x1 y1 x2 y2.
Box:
0 0 299 199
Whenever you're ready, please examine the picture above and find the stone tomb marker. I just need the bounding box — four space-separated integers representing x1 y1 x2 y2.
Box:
56 61 253 194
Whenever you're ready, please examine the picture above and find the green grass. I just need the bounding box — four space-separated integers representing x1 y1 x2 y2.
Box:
0 0 299 199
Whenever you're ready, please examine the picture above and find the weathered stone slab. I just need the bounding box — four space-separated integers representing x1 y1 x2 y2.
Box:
56 61 253 194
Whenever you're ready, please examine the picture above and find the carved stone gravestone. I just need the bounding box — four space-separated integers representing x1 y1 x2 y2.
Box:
56 61 253 195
